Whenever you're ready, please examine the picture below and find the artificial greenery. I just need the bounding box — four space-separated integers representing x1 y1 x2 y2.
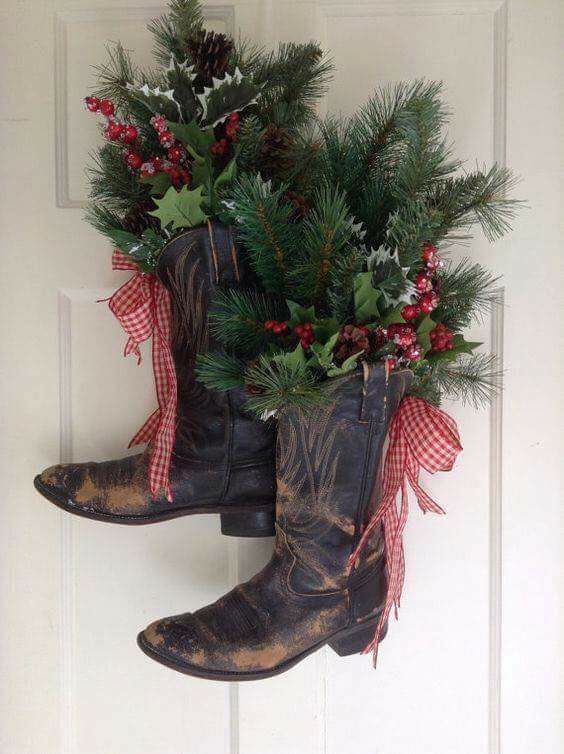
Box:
195 80 519 414
84 0 332 261
82 0 519 414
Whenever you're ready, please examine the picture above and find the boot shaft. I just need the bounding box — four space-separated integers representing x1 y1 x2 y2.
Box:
276 364 412 594
156 222 274 464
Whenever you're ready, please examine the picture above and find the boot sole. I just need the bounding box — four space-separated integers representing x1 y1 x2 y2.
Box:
33 476 275 537
136 615 385 682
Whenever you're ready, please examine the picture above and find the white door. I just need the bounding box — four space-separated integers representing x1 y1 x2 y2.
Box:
1 1 562 753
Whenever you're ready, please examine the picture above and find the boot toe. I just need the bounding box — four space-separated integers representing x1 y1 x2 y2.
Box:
35 464 79 508
138 615 214 675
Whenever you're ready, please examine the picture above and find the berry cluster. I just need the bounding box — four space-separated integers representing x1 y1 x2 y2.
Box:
264 320 288 336
401 243 443 321
85 97 139 144
429 323 454 353
384 323 422 362
294 322 315 349
211 113 241 156
263 320 316 350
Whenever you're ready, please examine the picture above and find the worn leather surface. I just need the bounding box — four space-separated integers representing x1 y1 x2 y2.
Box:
140 365 412 675
37 222 276 519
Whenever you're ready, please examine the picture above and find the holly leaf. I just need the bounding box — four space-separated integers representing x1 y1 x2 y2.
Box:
198 68 262 127
310 332 340 369
148 184 208 231
380 303 406 326
312 317 340 343
416 314 436 355
167 120 215 160
214 157 237 191
140 171 173 197
327 350 364 377
286 300 316 328
126 83 181 120
273 343 307 369
353 272 380 322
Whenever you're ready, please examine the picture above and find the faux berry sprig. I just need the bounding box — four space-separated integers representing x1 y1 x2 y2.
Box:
263 319 316 350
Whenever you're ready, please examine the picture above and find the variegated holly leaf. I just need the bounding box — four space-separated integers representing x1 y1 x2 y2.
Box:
368 245 415 307
198 68 262 127
126 82 181 120
164 56 199 122
106 228 164 271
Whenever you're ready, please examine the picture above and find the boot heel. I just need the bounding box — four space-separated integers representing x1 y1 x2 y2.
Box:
328 619 385 657
220 509 275 538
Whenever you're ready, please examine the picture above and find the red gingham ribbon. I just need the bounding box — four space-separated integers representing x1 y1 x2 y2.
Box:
107 250 177 501
349 395 462 666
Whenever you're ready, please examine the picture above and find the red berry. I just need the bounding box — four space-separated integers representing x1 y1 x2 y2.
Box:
303 323 313 332
404 344 423 361
105 121 124 141
264 321 275 330
294 325 304 336
422 244 438 263
122 125 138 144
150 115 167 133
300 338 311 349
273 324 284 335
401 304 420 321
229 112 240 123
426 256 441 271
159 130 174 148
384 355 398 371
415 272 433 293
99 99 115 117
124 151 143 171
84 96 100 112
167 145 186 164
419 291 440 313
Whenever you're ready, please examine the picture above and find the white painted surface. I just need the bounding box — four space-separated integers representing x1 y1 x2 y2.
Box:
1 1 562 753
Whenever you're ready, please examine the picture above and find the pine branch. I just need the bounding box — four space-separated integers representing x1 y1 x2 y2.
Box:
434 353 502 408
245 42 333 128
327 246 364 323
84 203 124 237
224 175 300 294
426 165 520 242
385 198 443 268
393 83 460 203
208 288 285 356
87 145 149 212
436 258 500 330
195 351 246 391
244 355 326 416
291 183 354 306
148 0 204 65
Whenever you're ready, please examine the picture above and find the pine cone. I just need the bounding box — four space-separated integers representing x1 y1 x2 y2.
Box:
260 124 291 178
187 30 233 86
334 325 372 363
122 201 160 237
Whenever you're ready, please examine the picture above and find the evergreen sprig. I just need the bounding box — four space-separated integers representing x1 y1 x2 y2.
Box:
244 356 326 416
148 0 204 65
195 351 245 391
208 288 285 356
224 175 300 294
87 145 149 212
436 258 500 330
435 353 503 408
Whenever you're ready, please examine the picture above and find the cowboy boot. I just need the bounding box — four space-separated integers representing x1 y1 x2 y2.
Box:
137 364 412 680
34 222 276 537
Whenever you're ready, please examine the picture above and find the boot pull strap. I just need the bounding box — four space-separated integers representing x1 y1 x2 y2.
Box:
359 363 411 423
206 221 241 285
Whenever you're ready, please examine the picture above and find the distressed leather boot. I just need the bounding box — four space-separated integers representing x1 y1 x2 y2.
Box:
34 222 276 537
138 364 412 680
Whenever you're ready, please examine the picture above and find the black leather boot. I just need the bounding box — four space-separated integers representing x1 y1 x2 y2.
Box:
34 222 276 537
138 364 412 679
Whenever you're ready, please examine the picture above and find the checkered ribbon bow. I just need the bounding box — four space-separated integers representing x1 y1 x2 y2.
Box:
349 395 462 665
107 250 177 501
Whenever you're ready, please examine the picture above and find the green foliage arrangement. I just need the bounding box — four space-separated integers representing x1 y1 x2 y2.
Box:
83 0 519 414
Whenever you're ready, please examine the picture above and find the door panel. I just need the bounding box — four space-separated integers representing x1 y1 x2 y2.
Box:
1 1 562 753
